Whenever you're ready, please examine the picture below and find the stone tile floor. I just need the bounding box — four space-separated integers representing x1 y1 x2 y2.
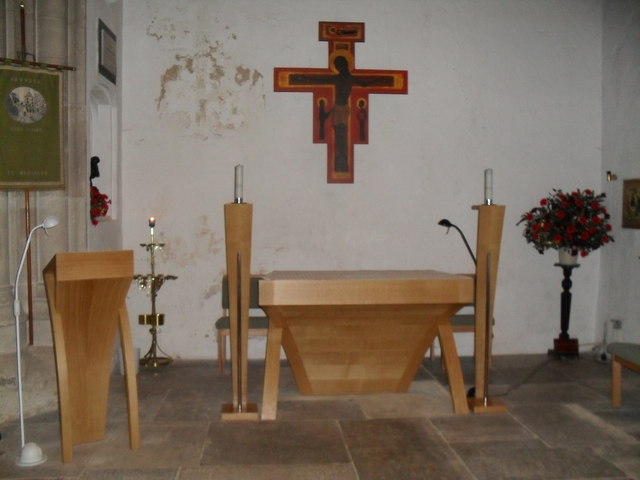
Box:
1 354 639 479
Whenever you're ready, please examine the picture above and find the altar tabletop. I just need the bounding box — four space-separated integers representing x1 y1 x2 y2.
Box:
258 270 473 419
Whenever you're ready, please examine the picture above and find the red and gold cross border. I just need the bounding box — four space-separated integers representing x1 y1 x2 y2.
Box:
274 22 408 183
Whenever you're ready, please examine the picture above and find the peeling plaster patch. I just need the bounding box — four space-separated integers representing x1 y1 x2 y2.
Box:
252 70 263 87
182 56 195 74
152 21 266 139
146 16 188 43
196 99 207 125
145 4 194 44
145 19 165 41
235 66 250 85
235 68 263 88
210 63 225 82
162 216 224 268
203 283 221 300
157 64 181 109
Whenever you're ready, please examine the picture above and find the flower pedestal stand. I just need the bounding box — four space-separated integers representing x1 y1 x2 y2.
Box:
548 263 580 359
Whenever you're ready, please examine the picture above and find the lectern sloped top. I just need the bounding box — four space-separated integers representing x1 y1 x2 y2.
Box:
44 250 134 281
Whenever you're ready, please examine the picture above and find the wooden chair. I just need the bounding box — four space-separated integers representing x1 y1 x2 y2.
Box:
610 342 640 407
215 275 269 374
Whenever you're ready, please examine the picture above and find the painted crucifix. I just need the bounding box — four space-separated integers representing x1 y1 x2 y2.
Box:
274 22 408 183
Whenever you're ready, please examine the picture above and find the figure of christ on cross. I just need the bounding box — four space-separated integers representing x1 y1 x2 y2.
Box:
274 32 407 183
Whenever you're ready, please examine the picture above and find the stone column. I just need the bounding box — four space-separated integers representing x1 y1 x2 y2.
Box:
0 0 87 424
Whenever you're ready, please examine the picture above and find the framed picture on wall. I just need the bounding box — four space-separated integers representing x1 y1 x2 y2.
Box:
622 178 640 228
98 19 116 84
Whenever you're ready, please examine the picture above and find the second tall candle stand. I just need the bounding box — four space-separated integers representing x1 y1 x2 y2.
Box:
221 202 259 420
468 204 507 413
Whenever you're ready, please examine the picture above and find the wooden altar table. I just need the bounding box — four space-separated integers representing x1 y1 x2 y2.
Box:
258 270 474 420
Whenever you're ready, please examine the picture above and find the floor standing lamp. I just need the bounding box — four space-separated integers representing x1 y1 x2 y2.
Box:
12 215 59 466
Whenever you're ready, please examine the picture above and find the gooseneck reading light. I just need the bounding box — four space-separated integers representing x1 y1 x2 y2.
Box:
13 215 58 467
438 219 476 265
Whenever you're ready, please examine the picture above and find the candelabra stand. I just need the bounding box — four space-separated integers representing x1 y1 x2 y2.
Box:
134 238 177 368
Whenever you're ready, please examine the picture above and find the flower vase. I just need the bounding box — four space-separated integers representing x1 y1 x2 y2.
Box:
558 247 578 266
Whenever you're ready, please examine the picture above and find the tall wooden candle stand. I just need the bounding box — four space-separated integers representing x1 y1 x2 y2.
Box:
221 202 259 420
469 204 508 413
43 251 140 463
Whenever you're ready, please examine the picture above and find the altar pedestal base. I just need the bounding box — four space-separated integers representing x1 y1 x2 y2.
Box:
468 397 508 414
221 403 259 421
548 338 579 359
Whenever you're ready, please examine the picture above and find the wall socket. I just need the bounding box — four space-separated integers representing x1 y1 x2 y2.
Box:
611 319 622 330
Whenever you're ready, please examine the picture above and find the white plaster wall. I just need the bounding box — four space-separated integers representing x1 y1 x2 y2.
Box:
121 0 605 359
601 0 640 344
86 0 123 251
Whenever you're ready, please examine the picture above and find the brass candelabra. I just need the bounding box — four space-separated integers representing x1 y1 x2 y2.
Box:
134 218 177 367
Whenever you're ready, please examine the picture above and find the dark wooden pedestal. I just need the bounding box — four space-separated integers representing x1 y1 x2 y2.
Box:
548 264 580 359
550 338 579 358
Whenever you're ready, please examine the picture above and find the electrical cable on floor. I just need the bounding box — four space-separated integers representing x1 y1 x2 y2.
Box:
423 319 621 399
492 358 552 397
420 356 553 397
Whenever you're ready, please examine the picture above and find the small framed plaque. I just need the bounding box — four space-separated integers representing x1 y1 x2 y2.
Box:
622 178 640 229
98 19 117 84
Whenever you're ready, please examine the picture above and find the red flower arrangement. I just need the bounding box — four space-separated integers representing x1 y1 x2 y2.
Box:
90 185 111 225
518 189 614 257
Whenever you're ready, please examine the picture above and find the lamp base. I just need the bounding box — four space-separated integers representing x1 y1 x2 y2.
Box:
16 442 47 467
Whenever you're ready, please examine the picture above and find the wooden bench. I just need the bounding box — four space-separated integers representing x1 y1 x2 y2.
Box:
610 342 640 407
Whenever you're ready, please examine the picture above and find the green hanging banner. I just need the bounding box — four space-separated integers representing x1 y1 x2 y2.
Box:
0 65 64 189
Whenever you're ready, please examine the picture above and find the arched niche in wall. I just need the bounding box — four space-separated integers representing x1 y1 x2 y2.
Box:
88 85 117 221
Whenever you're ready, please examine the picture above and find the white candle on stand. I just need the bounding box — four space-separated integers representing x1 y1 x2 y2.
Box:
149 217 156 242
484 169 493 205
234 165 243 203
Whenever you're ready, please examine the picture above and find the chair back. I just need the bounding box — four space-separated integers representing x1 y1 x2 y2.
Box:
221 275 261 309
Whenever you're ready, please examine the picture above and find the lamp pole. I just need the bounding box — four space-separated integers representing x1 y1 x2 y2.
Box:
13 216 58 466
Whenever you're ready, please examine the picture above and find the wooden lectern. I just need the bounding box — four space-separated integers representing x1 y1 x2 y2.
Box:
221 203 259 420
43 251 140 462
